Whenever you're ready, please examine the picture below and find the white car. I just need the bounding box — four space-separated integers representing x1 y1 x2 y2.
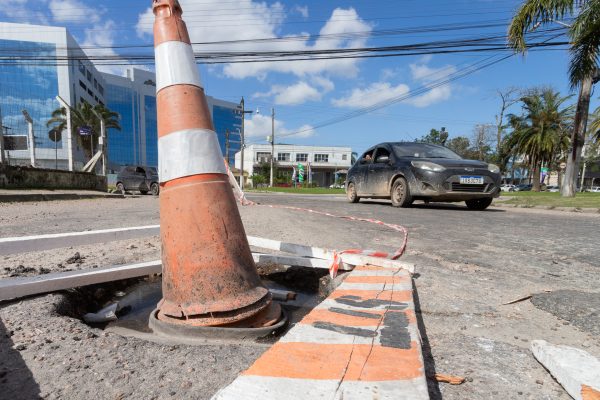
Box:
500 184 516 192
587 186 600 193
546 185 560 192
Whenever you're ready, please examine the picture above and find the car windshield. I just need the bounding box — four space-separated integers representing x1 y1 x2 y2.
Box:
392 143 462 160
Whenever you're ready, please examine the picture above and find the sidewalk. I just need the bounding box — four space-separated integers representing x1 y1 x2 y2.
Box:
0 189 124 203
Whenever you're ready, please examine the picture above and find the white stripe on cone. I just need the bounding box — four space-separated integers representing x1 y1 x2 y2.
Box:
155 41 202 92
158 128 227 183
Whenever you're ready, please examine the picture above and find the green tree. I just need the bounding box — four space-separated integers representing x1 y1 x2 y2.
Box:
416 128 449 145
446 136 472 158
506 89 573 191
587 103 600 143
47 102 121 159
508 0 600 197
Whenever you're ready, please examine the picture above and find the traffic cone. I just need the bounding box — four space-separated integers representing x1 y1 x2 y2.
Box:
152 0 280 328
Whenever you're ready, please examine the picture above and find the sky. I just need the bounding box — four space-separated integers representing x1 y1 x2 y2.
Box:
0 0 594 155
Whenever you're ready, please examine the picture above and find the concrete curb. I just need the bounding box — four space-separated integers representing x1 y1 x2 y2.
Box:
493 202 600 214
0 193 125 203
213 265 429 400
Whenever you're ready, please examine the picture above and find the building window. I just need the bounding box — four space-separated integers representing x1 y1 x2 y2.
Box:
256 152 271 163
94 78 98 89
296 153 308 162
98 84 104 96
314 154 329 163
78 60 85 74
342 154 348 160
277 153 290 162
79 80 87 91
88 89 93 97
87 70 92 82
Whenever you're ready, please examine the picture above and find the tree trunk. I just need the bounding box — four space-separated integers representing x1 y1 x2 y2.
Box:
561 77 593 197
532 161 541 192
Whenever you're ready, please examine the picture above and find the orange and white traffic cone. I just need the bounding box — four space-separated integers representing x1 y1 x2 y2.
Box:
151 0 281 329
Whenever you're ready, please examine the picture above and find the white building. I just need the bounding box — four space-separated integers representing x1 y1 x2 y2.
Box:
235 144 353 187
0 22 106 170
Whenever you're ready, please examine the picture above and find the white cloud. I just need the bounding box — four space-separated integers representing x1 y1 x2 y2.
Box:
409 62 457 83
332 82 410 109
254 78 333 106
49 0 100 24
136 2 371 80
80 20 123 74
0 0 50 24
406 85 452 108
293 5 309 18
244 114 315 139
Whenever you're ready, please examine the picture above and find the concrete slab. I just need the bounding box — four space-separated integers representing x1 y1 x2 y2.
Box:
213 265 428 400
531 340 600 400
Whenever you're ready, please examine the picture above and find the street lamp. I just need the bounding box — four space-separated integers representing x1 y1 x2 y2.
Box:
239 97 255 188
21 110 35 167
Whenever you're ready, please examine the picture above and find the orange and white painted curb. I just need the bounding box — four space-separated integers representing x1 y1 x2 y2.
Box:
212 265 429 400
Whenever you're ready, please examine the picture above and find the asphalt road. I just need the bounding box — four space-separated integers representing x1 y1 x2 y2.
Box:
1 194 599 399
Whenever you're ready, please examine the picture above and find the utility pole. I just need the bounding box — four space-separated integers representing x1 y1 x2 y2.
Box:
225 129 230 165
270 107 275 188
0 105 5 165
92 108 107 176
22 110 35 168
56 96 73 171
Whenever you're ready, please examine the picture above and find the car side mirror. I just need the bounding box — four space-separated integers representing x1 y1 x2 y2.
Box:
376 156 389 164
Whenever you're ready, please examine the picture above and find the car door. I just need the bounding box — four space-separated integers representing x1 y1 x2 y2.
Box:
353 148 375 195
130 167 146 191
366 146 394 196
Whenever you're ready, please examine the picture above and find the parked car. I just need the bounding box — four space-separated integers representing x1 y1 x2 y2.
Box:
587 186 600 193
514 184 532 192
501 184 516 192
116 165 160 195
345 142 501 210
546 185 560 192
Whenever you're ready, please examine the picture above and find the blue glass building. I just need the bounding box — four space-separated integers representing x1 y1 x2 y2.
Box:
102 67 243 172
0 22 106 170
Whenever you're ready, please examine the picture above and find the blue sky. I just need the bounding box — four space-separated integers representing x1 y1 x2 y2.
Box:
0 0 592 155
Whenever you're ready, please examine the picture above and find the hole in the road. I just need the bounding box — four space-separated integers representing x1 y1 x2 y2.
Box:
57 264 346 341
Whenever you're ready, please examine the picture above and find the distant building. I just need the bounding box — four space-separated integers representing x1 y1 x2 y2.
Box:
0 22 106 170
102 67 242 172
235 144 353 187
0 22 243 174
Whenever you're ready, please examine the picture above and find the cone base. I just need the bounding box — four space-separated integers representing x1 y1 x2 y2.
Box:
149 303 287 342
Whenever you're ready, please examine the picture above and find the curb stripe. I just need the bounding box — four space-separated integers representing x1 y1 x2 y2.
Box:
158 128 227 182
155 41 202 92
212 267 428 399
243 342 423 381
212 376 429 400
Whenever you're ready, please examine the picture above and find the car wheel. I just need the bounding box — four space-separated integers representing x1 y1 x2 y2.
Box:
116 182 125 194
151 183 160 196
465 198 493 211
391 177 413 208
347 182 360 203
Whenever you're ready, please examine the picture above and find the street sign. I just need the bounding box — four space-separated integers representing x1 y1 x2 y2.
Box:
48 129 61 142
78 126 93 136
298 163 305 183
3 135 28 151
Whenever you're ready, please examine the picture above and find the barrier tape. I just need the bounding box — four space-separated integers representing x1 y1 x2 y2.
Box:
226 169 409 278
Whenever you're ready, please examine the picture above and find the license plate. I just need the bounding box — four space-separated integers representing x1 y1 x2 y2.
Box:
460 176 484 185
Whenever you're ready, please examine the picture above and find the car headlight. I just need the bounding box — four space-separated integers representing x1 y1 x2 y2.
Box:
411 161 446 172
488 164 500 174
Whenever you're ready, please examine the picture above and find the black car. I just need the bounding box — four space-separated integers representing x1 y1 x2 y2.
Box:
346 142 501 210
116 165 160 196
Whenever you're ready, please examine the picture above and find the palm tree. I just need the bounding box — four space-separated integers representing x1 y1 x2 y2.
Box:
587 104 600 143
47 102 121 159
508 0 600 197
506 89 573 191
